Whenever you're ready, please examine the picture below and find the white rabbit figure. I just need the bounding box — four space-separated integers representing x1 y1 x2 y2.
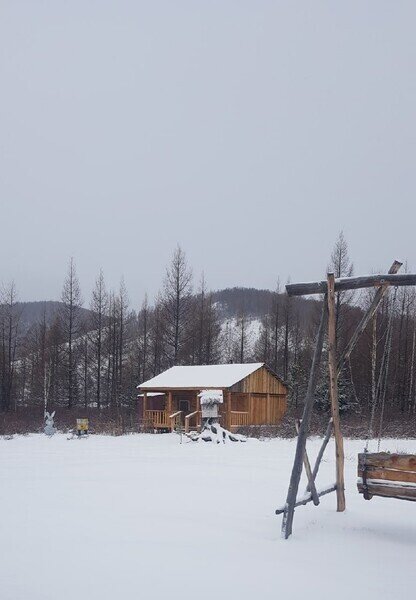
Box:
44 411 56 436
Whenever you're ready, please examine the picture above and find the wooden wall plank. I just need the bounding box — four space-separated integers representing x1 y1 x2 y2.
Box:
230 366 287 395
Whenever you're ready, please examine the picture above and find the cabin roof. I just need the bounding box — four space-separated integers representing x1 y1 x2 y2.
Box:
138 363 270 390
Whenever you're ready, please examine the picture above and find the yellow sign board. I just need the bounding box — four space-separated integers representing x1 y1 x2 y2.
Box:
76 418 89 432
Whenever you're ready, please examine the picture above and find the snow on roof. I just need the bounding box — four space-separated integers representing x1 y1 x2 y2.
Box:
138 363 265 390
198 389 223 405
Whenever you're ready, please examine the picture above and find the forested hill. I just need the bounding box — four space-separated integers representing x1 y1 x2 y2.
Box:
213 287 277 318
13 301 93 334
212 287 319 322
3 280 415 421
14 288 318 332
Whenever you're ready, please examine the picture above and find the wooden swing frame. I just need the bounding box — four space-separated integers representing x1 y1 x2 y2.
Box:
278 260 416 539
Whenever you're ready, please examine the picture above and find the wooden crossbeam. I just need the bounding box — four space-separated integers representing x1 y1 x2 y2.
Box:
286 271 415 297
276 484 337 515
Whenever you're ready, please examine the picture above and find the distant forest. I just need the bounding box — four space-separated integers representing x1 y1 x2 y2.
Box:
1 233 416 429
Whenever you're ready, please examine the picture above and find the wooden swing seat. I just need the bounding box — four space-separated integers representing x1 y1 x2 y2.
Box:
357 452 416 502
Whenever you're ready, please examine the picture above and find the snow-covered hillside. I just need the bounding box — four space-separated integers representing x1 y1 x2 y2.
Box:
220 315 262 359
1 434 415 599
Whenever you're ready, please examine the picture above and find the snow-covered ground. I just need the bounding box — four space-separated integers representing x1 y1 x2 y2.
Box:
1 433 415 600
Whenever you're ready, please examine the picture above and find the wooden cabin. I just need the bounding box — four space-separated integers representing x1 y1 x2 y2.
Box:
137 363 288 432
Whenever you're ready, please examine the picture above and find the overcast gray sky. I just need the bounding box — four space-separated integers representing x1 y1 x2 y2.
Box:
1 1 415 306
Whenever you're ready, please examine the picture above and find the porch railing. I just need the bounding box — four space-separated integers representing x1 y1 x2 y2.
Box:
145 410 169 428
184 410 201 433
169 411 182 431
230 411 249 428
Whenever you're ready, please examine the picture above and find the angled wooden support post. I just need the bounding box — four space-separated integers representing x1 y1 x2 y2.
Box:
295 420 320 506
327 273 346 512
306 418 333 493
281 301 327 539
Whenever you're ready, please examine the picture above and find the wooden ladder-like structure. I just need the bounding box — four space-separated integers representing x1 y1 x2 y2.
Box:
277 260 416 539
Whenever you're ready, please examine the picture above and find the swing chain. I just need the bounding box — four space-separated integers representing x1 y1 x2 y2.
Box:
365 285 398 452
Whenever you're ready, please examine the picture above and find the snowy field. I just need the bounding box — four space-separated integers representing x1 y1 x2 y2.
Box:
1 433 416 600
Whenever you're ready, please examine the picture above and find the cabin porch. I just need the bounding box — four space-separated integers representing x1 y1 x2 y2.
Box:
138 390 252 432
138 390 285 432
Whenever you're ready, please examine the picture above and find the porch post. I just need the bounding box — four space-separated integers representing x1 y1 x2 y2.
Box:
167 391 173 413
196 391 200 430
227 391 232 429
143 392 147 418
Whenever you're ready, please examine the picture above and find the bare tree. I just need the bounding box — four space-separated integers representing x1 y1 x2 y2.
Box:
45 315 64 407
272 280 281 373
329 231 354 347
237 306 248 363
282 286 291 380
204 293 221 364
0 282 21 411
222 318 235 364
90 270 108 409
81 332 90 409
409 302 416 412
117 278 130 405
195 273 207 364
60 258 82 408
138 293 150 382
191 274 221 365
255 313 270 364
150 295 164 376
161 246 193 365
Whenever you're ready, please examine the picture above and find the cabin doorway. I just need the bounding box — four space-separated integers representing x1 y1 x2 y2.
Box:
179 399 190 425
179 400 190 419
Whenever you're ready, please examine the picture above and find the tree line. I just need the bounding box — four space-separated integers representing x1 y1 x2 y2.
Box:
1 236 416 421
